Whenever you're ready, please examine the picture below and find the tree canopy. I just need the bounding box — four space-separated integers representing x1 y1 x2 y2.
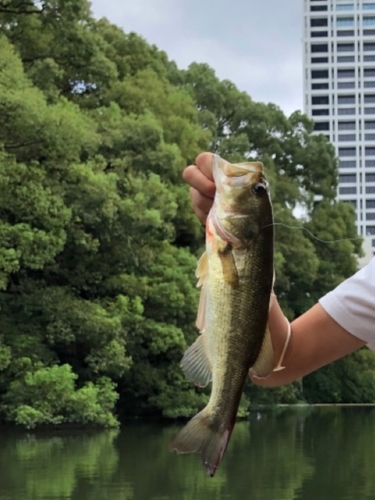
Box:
0 0 368 427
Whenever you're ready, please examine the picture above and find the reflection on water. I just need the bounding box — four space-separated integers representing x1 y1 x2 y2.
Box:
1 407 375 500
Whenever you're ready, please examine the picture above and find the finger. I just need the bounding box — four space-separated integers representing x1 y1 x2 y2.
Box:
195 205 208 226
195 152 215 181
190 188 213 216
183 165 215 199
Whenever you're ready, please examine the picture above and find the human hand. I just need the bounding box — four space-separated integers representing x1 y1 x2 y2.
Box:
183 152 216 225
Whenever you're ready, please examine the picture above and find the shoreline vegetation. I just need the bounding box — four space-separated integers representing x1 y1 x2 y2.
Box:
0 0 374 430
2 403 375 433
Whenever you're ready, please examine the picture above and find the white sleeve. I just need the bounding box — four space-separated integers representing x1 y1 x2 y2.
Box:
319 257 375 351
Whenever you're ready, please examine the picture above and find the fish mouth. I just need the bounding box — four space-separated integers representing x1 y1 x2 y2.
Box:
212 155 264 187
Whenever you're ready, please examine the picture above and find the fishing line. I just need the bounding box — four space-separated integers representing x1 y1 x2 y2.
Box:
266 222 362 245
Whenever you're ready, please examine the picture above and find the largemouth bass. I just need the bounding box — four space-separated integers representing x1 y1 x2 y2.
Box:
170 155 275 476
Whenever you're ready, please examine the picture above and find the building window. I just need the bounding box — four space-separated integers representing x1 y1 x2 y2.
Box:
364 81 375 87
365 94 375 103
340 187 357 194
337 3 354 10
364 55 375 61
345 200 357 208
338 55 355 62
363 3 375 10
364 42 375 51
364 107 375 114
338 81 356 89
312 95 329 105
312 83 329 89
312 57 329 63
338 69 355 78
338 108 356 115
339 147 356 156
365 120 375 129
311 31 329 37
312 69 329 79
337 43 355 52
365 147 375 155
311 43 328 52
338 134 356 141
366 226 375 233
366 200 375 208
314 122 330 131
312 109 329 115
337 17 355 27
366 173 375 181
311 5 327 11
363 16 375 25
311 18 328 27
338 30 355 36
364 68 375 77
366 213 375 220
338 95 356 104
363 29 375 35
338 121 356 130
340 174 357 182
365 133 375 140
366 159 375 166
366 186 375 193
340 160 357 168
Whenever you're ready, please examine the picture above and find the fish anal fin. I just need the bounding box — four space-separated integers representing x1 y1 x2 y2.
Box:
249 325 274 379
180 334 212 388
218 244 238 286
169 409 234 477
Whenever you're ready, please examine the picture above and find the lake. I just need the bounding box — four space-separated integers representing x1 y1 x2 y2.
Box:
1 406 375 500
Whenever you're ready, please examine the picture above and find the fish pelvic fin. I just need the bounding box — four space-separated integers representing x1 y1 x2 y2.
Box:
181 334 212 388
195 251 208 288
196 282 207 332
169 409 234 477
249 324 274 379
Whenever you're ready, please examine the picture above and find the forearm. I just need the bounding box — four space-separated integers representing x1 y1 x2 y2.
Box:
252 300 366 388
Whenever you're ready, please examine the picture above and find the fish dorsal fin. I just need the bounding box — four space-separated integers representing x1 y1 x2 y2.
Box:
196 251 208 288
180 334 212 388
249 325 274 379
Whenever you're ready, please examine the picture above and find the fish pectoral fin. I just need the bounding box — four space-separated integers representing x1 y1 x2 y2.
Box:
249 324 274 379
180 334 212 388
195 251 208 288
218 244 239 286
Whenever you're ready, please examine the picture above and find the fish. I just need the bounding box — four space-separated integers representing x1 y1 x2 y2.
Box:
170 154 275 477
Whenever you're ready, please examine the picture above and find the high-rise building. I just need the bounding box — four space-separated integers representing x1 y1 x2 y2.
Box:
303 0 375 257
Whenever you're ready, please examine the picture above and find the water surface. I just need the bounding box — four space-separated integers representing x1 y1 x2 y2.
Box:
1 407 375 500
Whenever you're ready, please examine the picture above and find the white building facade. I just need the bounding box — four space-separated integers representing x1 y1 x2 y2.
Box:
303 0 375 256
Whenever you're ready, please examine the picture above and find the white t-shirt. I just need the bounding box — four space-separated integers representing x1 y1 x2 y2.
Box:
319 257 375 351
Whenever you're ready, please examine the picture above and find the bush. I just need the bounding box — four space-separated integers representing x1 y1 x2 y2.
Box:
2 364 119 429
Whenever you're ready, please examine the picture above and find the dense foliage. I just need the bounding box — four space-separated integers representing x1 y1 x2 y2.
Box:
0 0 370 428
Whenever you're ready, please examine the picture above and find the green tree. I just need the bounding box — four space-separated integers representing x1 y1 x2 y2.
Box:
0 0 368 426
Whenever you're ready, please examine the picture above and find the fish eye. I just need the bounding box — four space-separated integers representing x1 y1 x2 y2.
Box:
253 182 267 194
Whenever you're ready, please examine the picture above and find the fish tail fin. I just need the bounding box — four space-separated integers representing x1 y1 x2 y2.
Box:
169 409 234 477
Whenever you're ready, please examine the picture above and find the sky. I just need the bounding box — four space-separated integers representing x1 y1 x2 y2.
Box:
90 0 304 117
